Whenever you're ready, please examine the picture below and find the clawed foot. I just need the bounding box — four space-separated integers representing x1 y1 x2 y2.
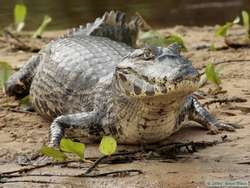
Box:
208 122 242 134
15 153 54 166
32 155 54 165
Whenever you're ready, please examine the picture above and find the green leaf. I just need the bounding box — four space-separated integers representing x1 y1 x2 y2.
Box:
40 146 66 161
14 4 27 32
60 138 85 159
138 30 167 47
215 22 233 37
233 16 240 24
0 61 12 89
205 63 221 86
32 15 52 38
216 16 240 37
99 136 117 156
138 31 187 51
242 11 249 39
165 34 187 52
19 95 31 109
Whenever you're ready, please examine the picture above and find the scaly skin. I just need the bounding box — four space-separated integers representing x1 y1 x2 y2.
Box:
5 11 238 148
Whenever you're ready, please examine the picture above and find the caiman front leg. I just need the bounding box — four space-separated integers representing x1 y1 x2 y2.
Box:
177 95 240 133
49 111 103 147
5 54 40 98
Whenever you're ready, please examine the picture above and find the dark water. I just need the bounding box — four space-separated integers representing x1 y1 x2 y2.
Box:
1 0 250 30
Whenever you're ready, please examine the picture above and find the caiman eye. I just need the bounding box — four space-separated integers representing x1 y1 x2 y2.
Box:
143 48 155 60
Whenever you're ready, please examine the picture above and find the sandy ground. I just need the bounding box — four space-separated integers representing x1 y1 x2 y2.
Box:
0 27 250 188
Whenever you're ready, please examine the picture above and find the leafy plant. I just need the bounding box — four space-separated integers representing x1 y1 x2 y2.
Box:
0 61 12 89
216 11 250 39
138 30 167 46
209 43 217 51
60 138 85 160
40 135 117 162
138 30 187 51
205 63 221 86
14 4 27 32
40 138 85 161
40 146 66 161
242 10 249 39
216 22 233 37
165 34 187 51
32 15 52 38
99 136 117 156
215 16 240 37
19 95 31 109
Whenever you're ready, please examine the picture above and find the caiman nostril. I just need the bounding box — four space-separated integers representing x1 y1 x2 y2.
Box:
133 79 143 95
172 75 183 83
119 73 127 82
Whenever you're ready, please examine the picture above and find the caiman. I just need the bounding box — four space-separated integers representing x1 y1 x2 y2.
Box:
5 11 237 147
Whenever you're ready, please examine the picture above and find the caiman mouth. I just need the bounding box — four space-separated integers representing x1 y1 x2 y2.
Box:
115 68 200 97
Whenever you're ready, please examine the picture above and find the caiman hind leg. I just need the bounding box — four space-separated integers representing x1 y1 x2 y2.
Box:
177 95 240 133
49 111 102 147
5 54 41 98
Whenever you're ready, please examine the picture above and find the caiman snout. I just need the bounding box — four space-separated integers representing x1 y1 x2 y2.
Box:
170 64 200 84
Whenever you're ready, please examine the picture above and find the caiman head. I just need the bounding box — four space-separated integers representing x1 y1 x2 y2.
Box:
113 43 200 99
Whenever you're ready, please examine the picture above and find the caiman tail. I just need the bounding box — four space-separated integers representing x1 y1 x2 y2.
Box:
63 10 143 47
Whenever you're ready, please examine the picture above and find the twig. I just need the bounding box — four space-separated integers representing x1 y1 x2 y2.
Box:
143 140 224 156
0 169 143 184
3 30 28 47
79 169 143 177
0 179 62 185
1 169 142 179
1 160 77 176
3 30 40 52
1 103 19 108
203 96 247 107
0 107 34 114
228 105 250 113
83 151 140 173
84 155 107 174
237 161 250 165
1 152 139 176
158 141 217 153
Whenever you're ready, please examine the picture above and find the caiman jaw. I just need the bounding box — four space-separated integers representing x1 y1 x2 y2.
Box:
115 68 199 98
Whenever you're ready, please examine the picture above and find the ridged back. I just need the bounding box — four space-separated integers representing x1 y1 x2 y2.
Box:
30 36 133 119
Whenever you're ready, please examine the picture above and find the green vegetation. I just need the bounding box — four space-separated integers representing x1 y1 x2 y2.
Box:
205 63 221 86
14 4 27 32
0 61 12 90
40 136 117 161
12 3 52 37
242 11 249 39
60 138 85 159
199 63 223 89
40 146 67 161
138 30 187 51
32 15 52 38
19 95 31 109
99 136 117 156
215 16 240 37
216 10 249 39
165 34 187 51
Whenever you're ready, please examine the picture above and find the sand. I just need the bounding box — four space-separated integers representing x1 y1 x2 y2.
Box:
0 27 250 187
